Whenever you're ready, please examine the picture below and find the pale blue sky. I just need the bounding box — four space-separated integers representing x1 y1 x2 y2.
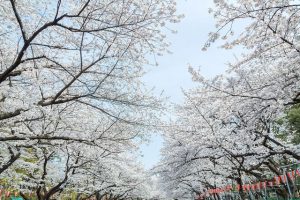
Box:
139 0 240 170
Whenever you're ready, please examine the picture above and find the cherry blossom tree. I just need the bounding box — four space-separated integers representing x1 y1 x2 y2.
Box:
0 0 182 198
157 0 300 199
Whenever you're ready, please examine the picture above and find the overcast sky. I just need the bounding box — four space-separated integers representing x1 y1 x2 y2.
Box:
139 0 240 170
